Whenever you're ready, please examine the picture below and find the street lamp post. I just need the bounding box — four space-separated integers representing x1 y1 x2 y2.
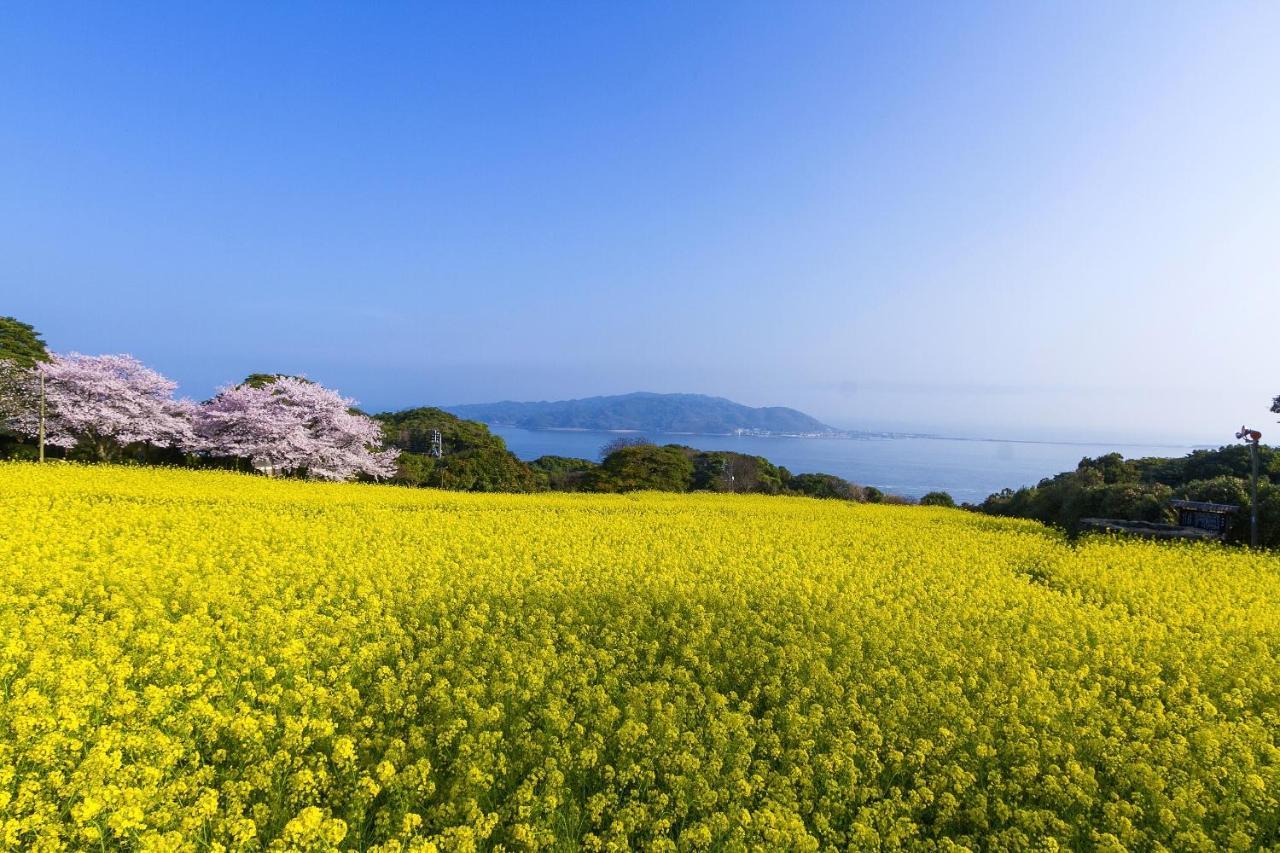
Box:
1236 426 1262 548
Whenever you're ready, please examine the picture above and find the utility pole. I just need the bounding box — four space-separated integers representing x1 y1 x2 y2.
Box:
38 373 46 463
430 428 445 488
1237 426 1262 548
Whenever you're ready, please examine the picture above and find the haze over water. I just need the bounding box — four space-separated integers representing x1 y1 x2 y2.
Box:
490 426 1200 503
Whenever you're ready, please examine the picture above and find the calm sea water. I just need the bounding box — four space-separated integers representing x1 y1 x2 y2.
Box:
489 426 1201 503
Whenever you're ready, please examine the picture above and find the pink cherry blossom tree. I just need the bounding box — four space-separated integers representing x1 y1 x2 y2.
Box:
0 361 39 427
5 353 197 460
195 376 398 480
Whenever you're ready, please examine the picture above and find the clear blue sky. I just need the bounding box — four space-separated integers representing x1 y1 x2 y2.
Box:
3 3 1277 443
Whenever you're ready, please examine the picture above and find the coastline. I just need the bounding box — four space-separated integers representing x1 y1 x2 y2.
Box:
479 422 1206 450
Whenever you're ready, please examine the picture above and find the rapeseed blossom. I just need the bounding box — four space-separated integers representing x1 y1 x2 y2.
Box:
2 463 1279 849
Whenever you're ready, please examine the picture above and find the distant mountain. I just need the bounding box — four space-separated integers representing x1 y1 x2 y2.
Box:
445 392 839 436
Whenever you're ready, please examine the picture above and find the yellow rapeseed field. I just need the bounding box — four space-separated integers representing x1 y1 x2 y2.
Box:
3 463 1280 851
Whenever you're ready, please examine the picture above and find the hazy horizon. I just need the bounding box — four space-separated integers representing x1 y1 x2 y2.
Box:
4 3 1277 447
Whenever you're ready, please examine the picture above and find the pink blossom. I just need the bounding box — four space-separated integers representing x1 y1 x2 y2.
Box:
195 376 397 480
7 353 198 455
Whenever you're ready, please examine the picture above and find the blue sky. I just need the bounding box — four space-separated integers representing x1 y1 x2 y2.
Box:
3 2 1277 443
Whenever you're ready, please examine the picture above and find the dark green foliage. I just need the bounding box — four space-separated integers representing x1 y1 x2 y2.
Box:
240 373 313 389
590 443 694 492
0 316 50 368
1137 445 1279 486
598 434 652 461
1176 475 1249 507
569 442 875 501
1086 482 1175 524
1175 477 1280 548
1256 485 1280 549
0 317 51 459
979 478 1174 535
919 491 956 508
689 452 727 491
784 472 865 501
0 438 41 461
1074 452 1139 486
978 445 1280 546
529 455 598 474
861 486 884 503
549 441 870 500
684 449 785 494
376 407 543 492
528 456 598 491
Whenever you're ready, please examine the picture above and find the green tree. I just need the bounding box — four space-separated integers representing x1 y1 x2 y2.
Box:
0 317 52 460
971 447 1280 538
590 444 694 492
0 316 50 368
1177 476 1280 547
685 449 785 494
1177 475 1249 508
376 407 542 492
1256 482 1280 548
598 434 651 461
529 456 598 491
1140 445 1278 486
919 491 956 508
1076 453 1138 485
240 373 315 389
785 472 865 501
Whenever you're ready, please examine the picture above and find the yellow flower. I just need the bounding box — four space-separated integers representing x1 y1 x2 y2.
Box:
3 462 1280 849
72 795 104 823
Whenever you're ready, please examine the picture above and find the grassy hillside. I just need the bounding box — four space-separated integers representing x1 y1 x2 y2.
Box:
3 464 1280 849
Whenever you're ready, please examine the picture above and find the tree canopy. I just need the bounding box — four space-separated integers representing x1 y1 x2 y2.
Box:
240 373 313 389
977 446 1280 547
376 407 542 492
7 353 197 461
198 376 396 480
528 455 598 491
590 444 695 493
784 472 865 501
0 316 50 368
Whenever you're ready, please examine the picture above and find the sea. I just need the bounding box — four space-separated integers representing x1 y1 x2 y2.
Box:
489 426 1204 504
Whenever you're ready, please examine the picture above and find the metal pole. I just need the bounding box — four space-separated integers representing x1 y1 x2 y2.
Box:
1237 427 1263 548
38 373 45 464
1251 439 1259 548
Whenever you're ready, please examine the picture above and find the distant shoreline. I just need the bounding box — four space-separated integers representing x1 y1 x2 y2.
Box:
482 423 912 440
485 423 1205 450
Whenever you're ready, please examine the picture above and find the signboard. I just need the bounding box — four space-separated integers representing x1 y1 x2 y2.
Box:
1170 500 1238 538
1178 509 1230 535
